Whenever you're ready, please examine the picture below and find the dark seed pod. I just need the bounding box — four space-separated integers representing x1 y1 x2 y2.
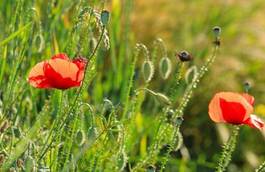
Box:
244 81 251 92
177 50 192 62
175 116 184 125
101 10 110 25
213 26 221 37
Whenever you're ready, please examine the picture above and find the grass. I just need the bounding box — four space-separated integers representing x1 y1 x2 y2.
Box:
0 0 264 171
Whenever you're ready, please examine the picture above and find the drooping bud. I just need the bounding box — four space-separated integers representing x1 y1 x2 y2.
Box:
185 65 198 84
159 57 172 80
75 130 86 146
142 60 154 83
177 50 192 62
155 93 172 106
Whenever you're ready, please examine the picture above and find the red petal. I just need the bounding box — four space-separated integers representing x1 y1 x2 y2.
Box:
219 98 247 124
72 57 87 83
44 63 80 89
241 93 255 106
28 61 52 88
243 114 264 130
208 92 253 123
51 53 69 60
72 57 87 70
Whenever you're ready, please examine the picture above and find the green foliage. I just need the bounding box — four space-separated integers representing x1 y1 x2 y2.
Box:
0 0 264 171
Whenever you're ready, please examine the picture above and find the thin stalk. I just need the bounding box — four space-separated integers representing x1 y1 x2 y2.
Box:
37 90 64 163
216 126 240 172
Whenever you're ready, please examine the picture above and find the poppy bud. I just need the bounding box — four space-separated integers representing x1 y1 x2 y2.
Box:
155 93 172 106
142 60 154 83
101 10 110 26
159 57 172 80
75 130 86 146
177 50 192 62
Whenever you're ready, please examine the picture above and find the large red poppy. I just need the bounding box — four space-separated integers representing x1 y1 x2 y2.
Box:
208 92 264 130
28 53 87 90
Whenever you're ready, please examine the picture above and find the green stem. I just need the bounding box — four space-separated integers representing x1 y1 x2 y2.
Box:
37 90 64 163
216 126 240 172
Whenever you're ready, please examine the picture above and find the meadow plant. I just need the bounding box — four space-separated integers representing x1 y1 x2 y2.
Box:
0 1 264 172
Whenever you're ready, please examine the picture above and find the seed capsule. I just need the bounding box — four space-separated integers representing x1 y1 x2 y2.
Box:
177 50 192 62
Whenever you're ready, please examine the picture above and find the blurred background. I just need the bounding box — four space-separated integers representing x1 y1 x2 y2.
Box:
126 0 265 171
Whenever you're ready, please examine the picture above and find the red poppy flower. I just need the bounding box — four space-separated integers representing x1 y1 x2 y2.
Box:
208 92 264 130
28 53 87 90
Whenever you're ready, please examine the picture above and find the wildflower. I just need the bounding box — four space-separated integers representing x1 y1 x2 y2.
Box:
208 92 264 130
28 53 87 89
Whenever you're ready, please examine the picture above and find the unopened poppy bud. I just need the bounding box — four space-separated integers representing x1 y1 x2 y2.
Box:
159 57 172 79
142 60 154 83
177 50 192 62
75 130 86 146
213 26 221 37
101 10 110 26
155 93 172 105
